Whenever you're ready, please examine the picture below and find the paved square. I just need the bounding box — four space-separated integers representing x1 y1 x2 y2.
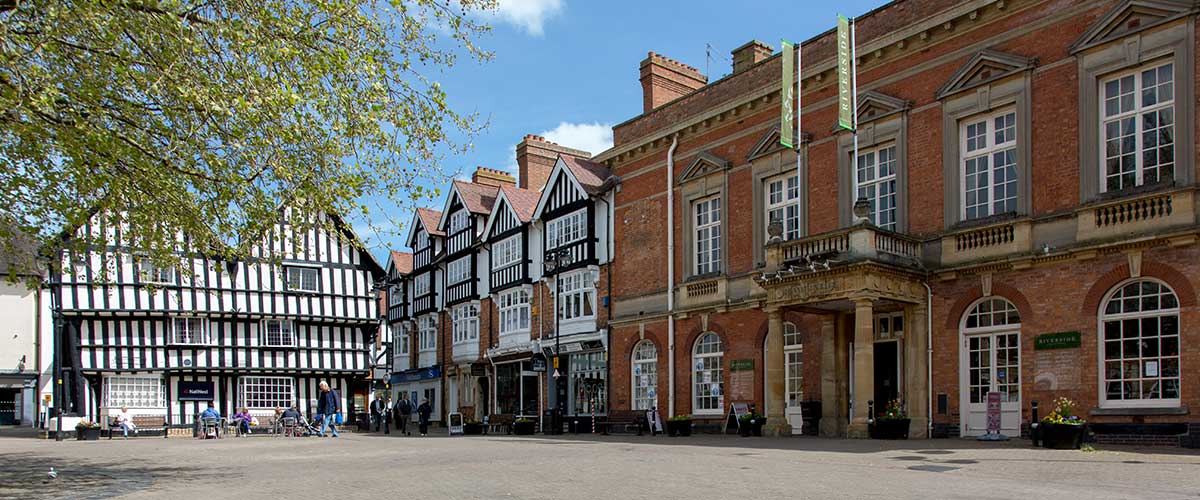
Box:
2 432 1199 499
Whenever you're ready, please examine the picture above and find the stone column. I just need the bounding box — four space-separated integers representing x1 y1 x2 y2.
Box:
764 307 791 436
904 301 930 438
834 313 850 436
819 315 840 437
848 297 875 438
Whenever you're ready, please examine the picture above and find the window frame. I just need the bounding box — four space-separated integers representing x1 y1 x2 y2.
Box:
238 376 294 410
102 375 165 409
631 340 658 411
498 287 531 336
693 195 722 276
1097 278 1181 409
414 272 431 297
492 235 522 270
691 332 724 415
169 316 210 346
546 208 586 250
418 315 438 353
853 143 899 231
260 318 297 347
556 269 595 323
138 259 176 285
447 256 471 286
284 265 320 293
451 303 479 345
765 172 801 241
959 107 1019 220
1098 61 1176 193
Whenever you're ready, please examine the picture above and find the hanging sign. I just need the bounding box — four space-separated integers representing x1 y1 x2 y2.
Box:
531 355 547 372
780 39 796 148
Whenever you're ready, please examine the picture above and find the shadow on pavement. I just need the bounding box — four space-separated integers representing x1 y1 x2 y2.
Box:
0 451 225 500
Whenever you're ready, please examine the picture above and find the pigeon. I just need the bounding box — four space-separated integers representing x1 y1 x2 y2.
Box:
46 467 58 481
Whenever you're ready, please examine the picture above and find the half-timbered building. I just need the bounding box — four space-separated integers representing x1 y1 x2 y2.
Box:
391 207 444 422
51 211 385 428
385 251 413 376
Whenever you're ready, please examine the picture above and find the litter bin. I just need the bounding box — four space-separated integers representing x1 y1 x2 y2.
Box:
543 409 563 435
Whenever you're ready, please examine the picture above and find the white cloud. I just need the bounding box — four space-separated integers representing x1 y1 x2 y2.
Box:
539 121 613 156
493 0 563 37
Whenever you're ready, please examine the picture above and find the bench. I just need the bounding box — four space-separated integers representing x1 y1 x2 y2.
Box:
107 415 168 439
488 414 514 435
599 410 646 436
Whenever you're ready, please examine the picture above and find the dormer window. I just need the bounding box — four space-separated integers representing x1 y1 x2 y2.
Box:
547 209 586 250
449 210 470 234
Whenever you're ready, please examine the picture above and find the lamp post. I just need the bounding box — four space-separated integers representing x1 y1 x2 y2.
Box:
543 248 570 433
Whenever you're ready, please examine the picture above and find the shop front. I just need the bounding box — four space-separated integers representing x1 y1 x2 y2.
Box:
0 375 36 426
390 365 441 424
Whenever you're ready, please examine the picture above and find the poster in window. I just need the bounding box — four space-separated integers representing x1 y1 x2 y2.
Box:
703 371 711 384
640 375 649 387
1145 361 1159 377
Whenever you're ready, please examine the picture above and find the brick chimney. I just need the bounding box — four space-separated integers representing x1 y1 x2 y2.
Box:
731 40 773 75
516 135 592 191
639 52 707 113
471 166 516 188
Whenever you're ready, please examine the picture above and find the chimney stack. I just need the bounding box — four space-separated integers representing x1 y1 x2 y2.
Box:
639 52 707 113
471 167 516 188
515 135 592 191
731 40 773 75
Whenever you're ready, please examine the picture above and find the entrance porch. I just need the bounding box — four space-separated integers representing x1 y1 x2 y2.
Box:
758 223 929 438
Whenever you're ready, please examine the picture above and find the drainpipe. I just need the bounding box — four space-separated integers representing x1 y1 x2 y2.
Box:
666 134 679 417
596 191 614 415
923 281 933 437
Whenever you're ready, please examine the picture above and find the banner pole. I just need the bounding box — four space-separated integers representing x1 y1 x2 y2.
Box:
851 17 859 199
795 39 803 234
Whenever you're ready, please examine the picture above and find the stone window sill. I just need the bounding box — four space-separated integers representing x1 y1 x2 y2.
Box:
1088 405 1188 417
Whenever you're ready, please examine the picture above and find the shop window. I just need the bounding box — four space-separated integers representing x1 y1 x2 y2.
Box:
1100 279 1180 407
631 341 658 411
692 332 724 415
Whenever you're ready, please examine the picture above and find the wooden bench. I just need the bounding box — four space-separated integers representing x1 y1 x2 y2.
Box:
107 415 168 439
488 414 514 435
599 410 646 436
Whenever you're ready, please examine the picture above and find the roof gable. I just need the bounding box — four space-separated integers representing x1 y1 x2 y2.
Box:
1071 0 1196 53
436 181 498 232
936 50 1037 99
389 251 413 276
678 151 731 184
406 208 443 248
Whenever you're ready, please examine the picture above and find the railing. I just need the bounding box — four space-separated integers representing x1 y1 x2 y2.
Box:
876 231 920 258
955 223 1015 252
780 230 850 262
685 279 719 297
1094 193 1173 228
770 225 921 271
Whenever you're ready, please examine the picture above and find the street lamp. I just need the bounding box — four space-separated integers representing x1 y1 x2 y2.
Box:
543 248 570 432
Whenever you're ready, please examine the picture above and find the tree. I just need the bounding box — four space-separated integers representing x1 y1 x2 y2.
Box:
0 0 495 280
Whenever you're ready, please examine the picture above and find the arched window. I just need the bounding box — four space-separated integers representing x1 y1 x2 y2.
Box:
692 332 724 414
784 322 803 407
631 341 658 411
1100 279 1180 406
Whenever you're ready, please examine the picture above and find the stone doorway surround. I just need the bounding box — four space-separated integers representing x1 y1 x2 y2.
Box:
756 221 929 438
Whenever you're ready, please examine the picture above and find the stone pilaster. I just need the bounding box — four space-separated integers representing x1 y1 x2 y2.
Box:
848 297 875 438
763 307 791 436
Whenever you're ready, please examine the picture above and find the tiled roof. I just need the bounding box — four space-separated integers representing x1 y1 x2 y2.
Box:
560 156 614 195
500 185 542 222
416 207 444 236
453 180 499 215
389 251 413 275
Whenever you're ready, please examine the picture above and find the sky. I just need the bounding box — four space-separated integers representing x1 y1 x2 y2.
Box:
362 0 884 264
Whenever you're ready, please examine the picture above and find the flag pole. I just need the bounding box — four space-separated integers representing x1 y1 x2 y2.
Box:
850 17 859 197
795 38 802 232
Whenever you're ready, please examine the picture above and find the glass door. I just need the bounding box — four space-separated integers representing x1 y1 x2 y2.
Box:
962 332 1020 435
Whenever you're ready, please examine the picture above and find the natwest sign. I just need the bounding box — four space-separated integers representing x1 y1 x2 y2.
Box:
177 381 215 401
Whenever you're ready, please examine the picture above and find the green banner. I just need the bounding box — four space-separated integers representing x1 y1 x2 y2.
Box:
1034 331 1082 350
730 359 755 372
780 39 795 149
837 15 854 131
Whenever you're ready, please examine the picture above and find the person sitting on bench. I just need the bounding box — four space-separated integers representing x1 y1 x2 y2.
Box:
232 407 253 436
114 406 137 438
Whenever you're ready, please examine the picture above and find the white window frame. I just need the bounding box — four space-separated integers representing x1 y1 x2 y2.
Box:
1100 61 1175 193
447 256 470 286
1098 279 1181 408
414 272 431 297
238 376 294 410
765 173 801 240
388 283 403 306
556 269 595 323
961 298 1022 406
260 319 296 347
492 235 522 270
451 303 479 345
960 108 1018 220
285 266 319 293
103 375 165 409
631 340 658 411
692 332 724 415
498 288 531 336
448 209 470 234
170 316 210 345
547 209 586 250
418 315 438 353
783 322 804 408
854 143 898 230
138 259 175 285
693 196 722 275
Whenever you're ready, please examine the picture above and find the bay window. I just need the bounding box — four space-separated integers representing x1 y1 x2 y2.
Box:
498 288 531 336
451 303 479 345
448 256 470 285
557 270 595 322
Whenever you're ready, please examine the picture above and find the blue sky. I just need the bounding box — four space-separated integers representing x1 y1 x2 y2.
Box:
362 0 883 263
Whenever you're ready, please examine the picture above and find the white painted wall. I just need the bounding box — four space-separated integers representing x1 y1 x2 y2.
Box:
0 280 39 425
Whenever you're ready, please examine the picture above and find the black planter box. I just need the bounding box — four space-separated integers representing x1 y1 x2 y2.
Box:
463 423 485 435
513 421 536 435
869 418 910 439
1040 423 1086 449
667 420 692 437
76 428 101 441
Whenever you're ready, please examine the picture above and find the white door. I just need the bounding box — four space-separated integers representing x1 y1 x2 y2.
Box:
961 332 1021 436
784 348 804 434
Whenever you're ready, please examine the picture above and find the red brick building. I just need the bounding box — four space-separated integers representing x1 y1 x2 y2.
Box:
599 0 1200 445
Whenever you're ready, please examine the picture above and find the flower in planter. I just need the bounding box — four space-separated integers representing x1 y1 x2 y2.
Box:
667 415 692 422
877 399 908 420
515 418 533 424
74 420 101 430
1042 397 1086 425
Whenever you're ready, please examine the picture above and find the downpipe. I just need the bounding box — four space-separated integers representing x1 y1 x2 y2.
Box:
666 133 678 417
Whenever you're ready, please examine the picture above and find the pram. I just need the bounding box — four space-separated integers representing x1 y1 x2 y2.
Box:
296 415 323 437
278 415 322 437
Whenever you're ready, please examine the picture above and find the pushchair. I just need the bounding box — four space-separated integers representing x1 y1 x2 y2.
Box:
292 415 322 437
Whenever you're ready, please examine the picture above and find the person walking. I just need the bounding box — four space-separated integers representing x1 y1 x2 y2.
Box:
382 395 392 435
317 381 341 438
395 393 413 436
370 395 386 432
417 398 432 437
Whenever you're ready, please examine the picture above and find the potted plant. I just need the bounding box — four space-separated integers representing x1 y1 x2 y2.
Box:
75 420 102 441
1038 397 1086 449
667 415 692 437
737 414 754 437
463 419 485 435
870 399 911 439
749 412 765 437
513 417 536 435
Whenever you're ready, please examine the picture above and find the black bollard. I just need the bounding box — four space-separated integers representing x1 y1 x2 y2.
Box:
1030 400 1040 447
868 400 875 425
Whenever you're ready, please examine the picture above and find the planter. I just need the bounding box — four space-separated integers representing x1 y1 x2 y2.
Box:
667 420 692 437
76 428 101 441
738 423 752 437
1040 423 1086 450
751 419 764 437
513 421 536 436
463 422 485 435
870 418 910 440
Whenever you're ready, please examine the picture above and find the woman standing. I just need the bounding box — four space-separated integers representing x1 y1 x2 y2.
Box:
416 398 432 437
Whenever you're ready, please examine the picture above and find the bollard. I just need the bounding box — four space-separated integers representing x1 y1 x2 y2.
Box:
867 400 875 425
1030 400 1040 447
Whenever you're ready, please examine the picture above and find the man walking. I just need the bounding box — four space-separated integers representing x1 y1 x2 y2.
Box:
395 393 413 436
417 397 432 437
317 381 341 438
370 394 386 432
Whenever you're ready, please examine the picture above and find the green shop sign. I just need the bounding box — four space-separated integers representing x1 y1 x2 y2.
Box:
730 359 755 372
1034 331 1081 350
